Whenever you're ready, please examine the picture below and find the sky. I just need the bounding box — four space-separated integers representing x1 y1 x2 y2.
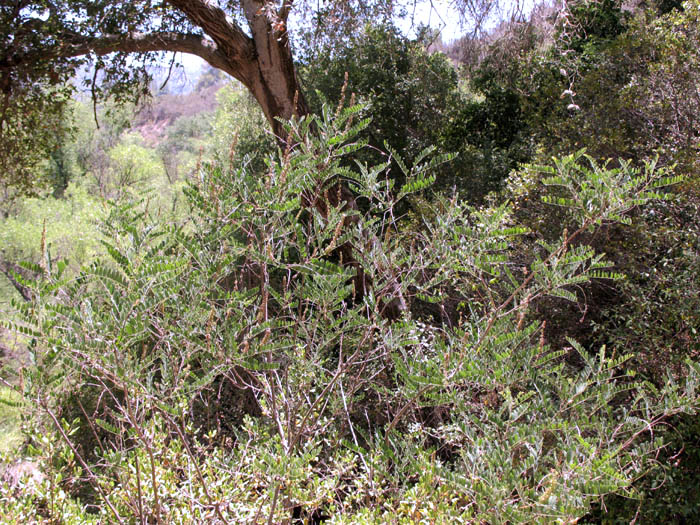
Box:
396 0 466 40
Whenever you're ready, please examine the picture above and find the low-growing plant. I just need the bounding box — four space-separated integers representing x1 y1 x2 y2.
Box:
2 106 699 523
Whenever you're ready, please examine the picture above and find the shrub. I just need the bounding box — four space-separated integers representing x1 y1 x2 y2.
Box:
3 108 699 523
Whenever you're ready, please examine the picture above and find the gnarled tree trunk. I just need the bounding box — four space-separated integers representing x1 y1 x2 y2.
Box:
168 0 309 140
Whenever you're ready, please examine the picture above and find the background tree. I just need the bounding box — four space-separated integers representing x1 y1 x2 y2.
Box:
302 25 459 181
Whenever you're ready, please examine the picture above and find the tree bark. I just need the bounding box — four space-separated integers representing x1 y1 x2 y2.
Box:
0 258 34 302
167 0 309 139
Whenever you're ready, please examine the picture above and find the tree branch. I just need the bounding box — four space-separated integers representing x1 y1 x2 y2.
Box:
279 0 295 22
0 258 34 302
166 0 255 78
1 31 231 74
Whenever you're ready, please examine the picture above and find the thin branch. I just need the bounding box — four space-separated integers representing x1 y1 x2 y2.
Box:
156 407 232 525
42 399 124 523
159 52 178 92
91 63 100 129
0 257 35 302
279 0 295 22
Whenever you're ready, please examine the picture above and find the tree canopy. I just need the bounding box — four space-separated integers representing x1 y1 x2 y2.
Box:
1 1 520 176
2 0 311 136
0 1 381 201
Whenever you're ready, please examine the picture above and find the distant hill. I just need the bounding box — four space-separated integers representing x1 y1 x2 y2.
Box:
133 66 228 145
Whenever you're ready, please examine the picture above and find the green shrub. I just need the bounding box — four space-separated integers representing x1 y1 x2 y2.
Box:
211 83 276 174
0 181 103 295
2 108 699 523
302 25 462 196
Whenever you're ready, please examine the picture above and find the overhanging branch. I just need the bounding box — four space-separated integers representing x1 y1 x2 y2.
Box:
166 0 255 71
1 31 233 77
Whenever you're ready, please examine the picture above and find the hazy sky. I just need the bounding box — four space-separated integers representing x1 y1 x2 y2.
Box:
398 0 465 40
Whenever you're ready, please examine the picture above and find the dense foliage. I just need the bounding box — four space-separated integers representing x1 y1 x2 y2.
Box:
0 103 697 522
302 26 458 164
1 0 699 522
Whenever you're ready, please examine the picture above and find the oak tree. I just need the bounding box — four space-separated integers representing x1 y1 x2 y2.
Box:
0 0 516 137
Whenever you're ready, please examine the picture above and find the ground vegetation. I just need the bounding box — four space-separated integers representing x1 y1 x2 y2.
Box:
0 1 699 522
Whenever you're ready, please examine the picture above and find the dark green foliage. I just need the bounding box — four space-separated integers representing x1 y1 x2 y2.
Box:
450 0 700 198
440 71 532 201
45 139 80 198
592 187 700 383
656 0 686 14
302 25 459 168
0 84 75 199
301 23 530 203
564 0 629 52
518 0 699 175
585 415 700 524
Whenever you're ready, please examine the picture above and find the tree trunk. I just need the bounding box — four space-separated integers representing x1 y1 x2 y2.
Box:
240 0 310 139
166 0 309 141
